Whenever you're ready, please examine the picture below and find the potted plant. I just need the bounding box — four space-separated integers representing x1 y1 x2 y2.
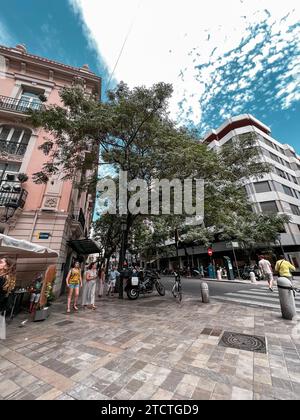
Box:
17 173 29 183
34 306 51 322
46 282 56 307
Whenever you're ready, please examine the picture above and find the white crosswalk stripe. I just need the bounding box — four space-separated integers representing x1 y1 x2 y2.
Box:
212 288 300 312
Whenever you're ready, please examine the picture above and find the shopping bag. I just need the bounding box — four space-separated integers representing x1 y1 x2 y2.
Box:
0 313 6 340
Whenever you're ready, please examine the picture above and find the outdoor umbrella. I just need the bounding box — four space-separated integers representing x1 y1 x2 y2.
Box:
0 234 58 258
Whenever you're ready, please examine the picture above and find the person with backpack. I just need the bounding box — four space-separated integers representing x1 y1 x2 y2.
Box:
275 255 296 281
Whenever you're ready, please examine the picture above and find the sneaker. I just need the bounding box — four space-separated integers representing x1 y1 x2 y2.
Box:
269 287 274 292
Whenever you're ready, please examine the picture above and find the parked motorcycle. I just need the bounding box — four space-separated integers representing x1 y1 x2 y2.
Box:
125 270 166 300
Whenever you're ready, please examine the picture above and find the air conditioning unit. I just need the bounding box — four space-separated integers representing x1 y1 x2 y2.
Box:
6 174 15 181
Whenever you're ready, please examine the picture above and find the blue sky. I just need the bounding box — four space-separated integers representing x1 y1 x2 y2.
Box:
0 0 299 152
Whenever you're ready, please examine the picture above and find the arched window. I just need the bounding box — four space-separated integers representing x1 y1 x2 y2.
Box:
0 125 31 156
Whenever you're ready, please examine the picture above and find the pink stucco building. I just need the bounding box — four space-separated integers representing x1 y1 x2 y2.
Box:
0 44 101 293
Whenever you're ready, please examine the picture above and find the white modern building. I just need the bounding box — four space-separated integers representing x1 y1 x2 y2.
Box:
204 114 300 269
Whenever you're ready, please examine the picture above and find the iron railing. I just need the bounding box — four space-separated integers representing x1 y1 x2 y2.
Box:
0 181 28 208
0 95 44 113
0 140 28 156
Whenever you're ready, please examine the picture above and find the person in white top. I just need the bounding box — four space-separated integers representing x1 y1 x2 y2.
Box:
83 262 98 310
258 255 274 292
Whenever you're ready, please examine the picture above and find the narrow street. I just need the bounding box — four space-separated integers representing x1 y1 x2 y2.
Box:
161 276 300 313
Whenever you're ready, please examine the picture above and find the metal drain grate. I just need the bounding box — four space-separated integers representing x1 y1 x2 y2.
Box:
219 331 267 354
55 321 74 327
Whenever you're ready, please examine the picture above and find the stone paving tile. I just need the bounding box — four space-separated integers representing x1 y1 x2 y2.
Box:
231 386 253 400
161 371 185 392
175 381 197 399
67 384 109 400
0 379 20 398
1 293 300 400
271 377 294 392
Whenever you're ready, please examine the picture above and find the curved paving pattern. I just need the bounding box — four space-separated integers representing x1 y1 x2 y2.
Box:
0 292 300 400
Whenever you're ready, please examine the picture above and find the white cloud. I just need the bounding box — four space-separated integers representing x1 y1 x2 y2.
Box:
0 19 15 79
0 19 14 46
70 0 300 129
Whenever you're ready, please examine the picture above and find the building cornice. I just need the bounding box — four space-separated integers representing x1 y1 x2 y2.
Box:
203 114 271 143
0 44 101 96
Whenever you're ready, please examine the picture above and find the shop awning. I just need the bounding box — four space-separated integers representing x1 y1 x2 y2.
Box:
0 234 59 258
67 238 102 255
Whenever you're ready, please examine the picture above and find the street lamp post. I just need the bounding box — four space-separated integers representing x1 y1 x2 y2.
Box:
175 228 180 271
276 234 285 257
118 221 127 299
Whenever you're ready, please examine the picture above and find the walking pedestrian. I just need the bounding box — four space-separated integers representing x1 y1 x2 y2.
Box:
84 262 98 310
98 265 106 298
275 255 296 281
66 261 82 313
106 266 120 297
258 255 274 292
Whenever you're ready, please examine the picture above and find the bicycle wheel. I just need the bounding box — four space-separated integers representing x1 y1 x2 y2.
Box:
155 281 166 296
177 285 182 303
172 283 177 298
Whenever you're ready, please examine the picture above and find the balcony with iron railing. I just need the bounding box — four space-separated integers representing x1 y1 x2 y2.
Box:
0 95 45 114
0 181 28 209
0 140 28 157
71 207 86 233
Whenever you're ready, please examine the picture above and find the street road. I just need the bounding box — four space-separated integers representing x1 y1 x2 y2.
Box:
160 276 300 312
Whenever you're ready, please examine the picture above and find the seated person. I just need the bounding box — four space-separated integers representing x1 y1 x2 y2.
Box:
29 273 43 313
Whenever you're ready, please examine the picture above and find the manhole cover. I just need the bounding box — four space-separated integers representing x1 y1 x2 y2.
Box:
55 321 74 327
219 331 266 354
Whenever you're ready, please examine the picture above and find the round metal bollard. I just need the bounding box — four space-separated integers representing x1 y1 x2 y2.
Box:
217 270 222 281
250 271 256 284
277 277 297 320
201 282 210 304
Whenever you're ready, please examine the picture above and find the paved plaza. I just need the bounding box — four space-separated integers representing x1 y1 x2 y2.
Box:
1 288 300 400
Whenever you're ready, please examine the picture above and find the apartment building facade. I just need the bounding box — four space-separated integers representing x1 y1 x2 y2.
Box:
0 44 101 293
156 114 300 273
204 114 300 269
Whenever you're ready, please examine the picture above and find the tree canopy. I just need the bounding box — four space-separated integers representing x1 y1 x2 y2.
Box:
29 82 288 264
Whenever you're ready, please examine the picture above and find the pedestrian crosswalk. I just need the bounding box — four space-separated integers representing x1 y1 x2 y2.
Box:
212 287 300 312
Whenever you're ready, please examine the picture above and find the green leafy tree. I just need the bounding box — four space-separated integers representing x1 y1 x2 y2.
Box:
29 83 279 265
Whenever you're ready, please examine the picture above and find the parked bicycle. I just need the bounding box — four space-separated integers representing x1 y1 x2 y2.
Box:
172 271 182 303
